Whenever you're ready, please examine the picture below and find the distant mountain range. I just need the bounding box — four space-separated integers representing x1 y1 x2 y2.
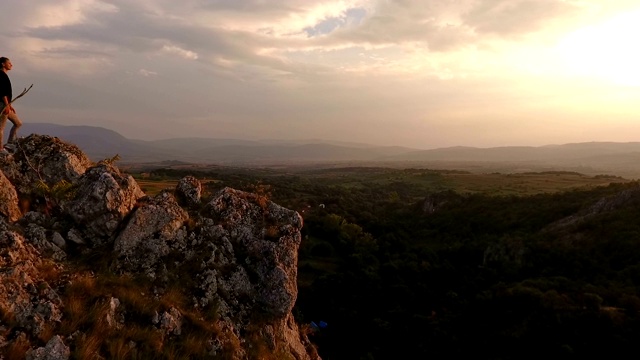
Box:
16 123 640 178
18 123 419 164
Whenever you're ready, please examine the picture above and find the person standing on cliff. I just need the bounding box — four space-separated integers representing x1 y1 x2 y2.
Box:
0 57 22 151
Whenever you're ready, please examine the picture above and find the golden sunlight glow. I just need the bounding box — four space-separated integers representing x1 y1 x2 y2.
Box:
557 9 640 86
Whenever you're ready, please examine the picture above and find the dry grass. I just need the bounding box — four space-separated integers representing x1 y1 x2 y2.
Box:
55 271 225 359
4 333 30 360
135 179 179 196
238 183 272 212
220 332 242 360
37 323 56 344
36 259 61 283
74 332 104 360
60 292 89 334
0 305 16 327
104 337 135 359
159 287 189 309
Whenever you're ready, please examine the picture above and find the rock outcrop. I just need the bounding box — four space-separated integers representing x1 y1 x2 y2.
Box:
63 162 145 246
0 135 319 360
0 217 64 342
0 170 20 222
0 134 92 196
543 187 640 243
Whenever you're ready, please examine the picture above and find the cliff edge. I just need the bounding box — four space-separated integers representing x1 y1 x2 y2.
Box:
0 134 319 360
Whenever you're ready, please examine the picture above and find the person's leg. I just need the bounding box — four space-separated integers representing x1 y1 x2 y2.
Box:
0 113 7 147
7 112 22 144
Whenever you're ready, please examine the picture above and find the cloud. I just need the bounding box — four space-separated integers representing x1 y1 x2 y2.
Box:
1 0 639 148
462 0 580 35
6 0 601 82
161 45 199 60
138 69 158 77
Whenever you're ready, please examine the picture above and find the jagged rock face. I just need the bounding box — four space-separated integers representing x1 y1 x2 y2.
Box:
0 134 92 195
0 170 21 222
114 191 189 278
0 218 64 340
202 187 303 319
544 187 640 239
63 162 145 245
158 307 183 336
24 224 66 261
112 185 311 358
116 186 303 321
175 175 202 207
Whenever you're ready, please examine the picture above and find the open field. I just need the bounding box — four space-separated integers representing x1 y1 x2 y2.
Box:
128 164 631 198
134 178 179 195
133 165 628 193
437 171 627 196
132 176 221 196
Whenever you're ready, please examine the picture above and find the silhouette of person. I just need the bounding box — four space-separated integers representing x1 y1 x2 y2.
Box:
0 57 22 150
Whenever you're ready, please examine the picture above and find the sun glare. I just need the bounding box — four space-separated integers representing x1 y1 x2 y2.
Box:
557 9 640 86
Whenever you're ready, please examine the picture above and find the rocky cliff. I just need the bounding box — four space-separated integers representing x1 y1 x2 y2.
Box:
0 134 320 359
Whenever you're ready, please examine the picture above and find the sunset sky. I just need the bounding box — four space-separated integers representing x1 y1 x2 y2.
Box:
1 0 639 149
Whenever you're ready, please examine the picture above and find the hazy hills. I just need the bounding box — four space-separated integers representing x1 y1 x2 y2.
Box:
19 123 418 164
18 123 640 178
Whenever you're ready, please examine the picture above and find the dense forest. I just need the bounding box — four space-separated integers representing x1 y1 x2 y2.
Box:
142 166 640 359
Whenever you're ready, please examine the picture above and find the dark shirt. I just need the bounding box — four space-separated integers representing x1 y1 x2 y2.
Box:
0 71 12 103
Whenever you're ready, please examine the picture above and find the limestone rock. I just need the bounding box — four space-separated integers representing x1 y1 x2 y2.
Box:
63 162 145 245
0 134 320 360
66 228 86 245
24 223 66 261
204 187 303 320
0 134 92 196
543 187 640 242
114 191 188 278
51 232 66 249
175 175 202 208
21 211 48 226
105 297 124 330
26 335 70 360
111 186 314 358
159 307 183 336
0 218 63 339
0 170 21 222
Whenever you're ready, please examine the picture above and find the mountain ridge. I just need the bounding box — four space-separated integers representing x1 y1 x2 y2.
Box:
16 123 640 177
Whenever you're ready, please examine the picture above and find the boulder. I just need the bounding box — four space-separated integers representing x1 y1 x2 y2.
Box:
203 187 303 319
63 162 145 245
113 191 189 278
0 134 92 196
175 175 202 208
0 218 63 339
24 223 66 261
